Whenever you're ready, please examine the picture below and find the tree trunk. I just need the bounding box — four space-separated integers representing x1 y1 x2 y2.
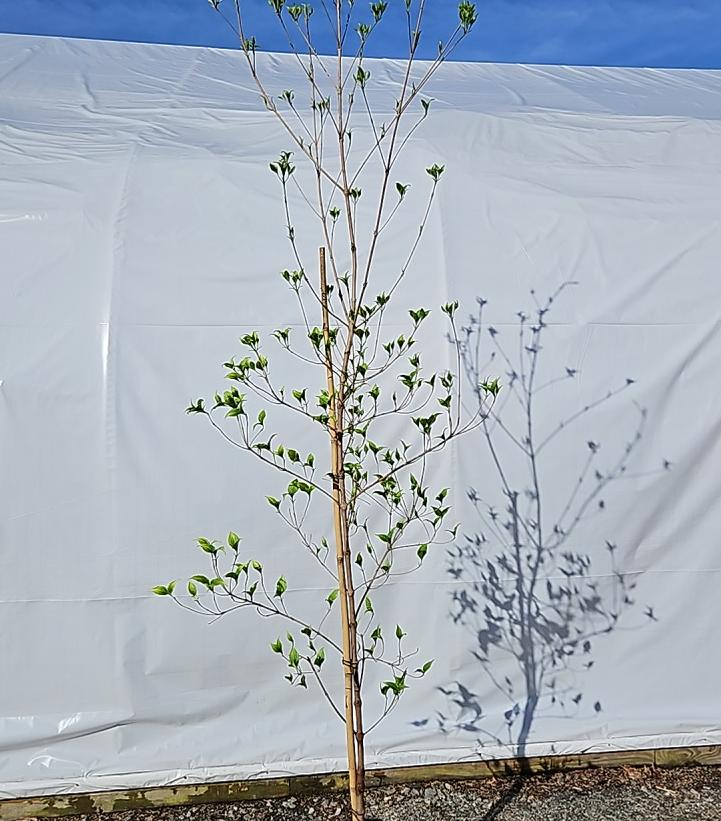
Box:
319 247 366 821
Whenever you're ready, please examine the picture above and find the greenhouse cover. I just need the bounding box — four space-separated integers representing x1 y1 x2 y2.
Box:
1 33 721 798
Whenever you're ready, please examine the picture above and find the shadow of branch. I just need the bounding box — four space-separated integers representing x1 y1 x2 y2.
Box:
480 775 525 820
429 285 669 758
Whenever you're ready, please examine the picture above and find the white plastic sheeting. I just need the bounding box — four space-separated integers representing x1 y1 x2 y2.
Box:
2 33 721 799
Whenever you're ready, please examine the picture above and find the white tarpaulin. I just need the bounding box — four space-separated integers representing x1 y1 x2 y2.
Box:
1 33 721 799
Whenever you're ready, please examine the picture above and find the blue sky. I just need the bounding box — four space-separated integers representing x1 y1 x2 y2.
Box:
2 0 720 68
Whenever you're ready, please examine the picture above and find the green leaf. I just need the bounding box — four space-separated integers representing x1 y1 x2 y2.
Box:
251 560 263 572
313 648 326 668
356 22 370 41
267 496 281 509
417 543 428 561
380 673 409 698
458 0 477 32
395 624 405 640
365 597 374 614
288 646 300 668
197 538 217 554
355 66 370 87
187 581 198 597
416 660 434 675
152 585 169 596
191 574 211 587
186 398 206 415
481 377 501 397
426 163 445 182
287 449 300 463
241 331 260 347
275 576 288 597
227 531 240 550
371 0 387 22
327 588 340 606
271 638 283 654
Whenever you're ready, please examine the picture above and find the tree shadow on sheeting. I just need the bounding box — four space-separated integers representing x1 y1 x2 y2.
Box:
420 283 669 760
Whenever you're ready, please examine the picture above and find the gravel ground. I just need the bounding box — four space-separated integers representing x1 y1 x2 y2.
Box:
63 766 721 821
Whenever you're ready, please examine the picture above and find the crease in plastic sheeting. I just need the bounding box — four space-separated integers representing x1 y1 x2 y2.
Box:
98 143 138 736
0 42 42 90
602 224 721 323
374 729 721 764
0 212 47 224
167 53 201 111
0 709 208 759
103 146 137 415
645 411 721 557
520 65 612 117
653 318 721 399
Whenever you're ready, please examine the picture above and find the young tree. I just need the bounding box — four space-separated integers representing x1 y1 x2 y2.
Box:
154 2 496 819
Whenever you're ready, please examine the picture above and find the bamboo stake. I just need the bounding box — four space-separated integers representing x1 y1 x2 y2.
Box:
319 246 364 821
337 439 366 810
